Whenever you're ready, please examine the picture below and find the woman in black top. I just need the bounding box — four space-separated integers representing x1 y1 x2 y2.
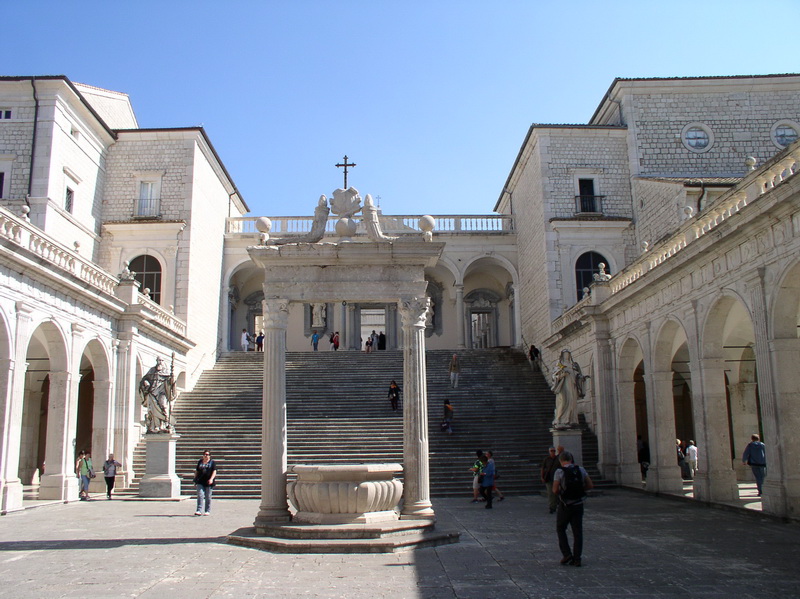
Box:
388 380 401 412
193 450 217 516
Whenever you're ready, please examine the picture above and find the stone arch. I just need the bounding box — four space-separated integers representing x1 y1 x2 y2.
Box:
21 320 71 500
771 260 800 340
76 338 113 471
617 335 648 485
226 258 266 350
462 256 518 348
647 317 692 494
696 293 752 501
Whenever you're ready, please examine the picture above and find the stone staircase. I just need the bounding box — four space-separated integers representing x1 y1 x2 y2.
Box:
130 348 585 498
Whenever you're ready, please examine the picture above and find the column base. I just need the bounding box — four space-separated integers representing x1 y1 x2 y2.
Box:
254 506 292 529
400 501 435 520
617 462 645 486
39 473 79 501
645 465 684 495
0 479 23 514
692 470 738 503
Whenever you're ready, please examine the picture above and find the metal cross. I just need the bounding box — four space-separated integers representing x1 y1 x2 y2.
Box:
335 155 356 189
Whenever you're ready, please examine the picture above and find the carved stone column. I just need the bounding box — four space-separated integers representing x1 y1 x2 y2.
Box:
645 370 684 495
255 298 292 527
339 302 347 350
455 284 465 349
387 304 399 349
39 371 78 501
399 297 434 519
347 304 357 350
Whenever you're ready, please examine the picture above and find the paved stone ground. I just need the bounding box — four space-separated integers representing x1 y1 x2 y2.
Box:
1 489 797 598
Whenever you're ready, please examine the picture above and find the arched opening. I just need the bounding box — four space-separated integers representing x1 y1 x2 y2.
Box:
129 254 163 304
616 337 648 485
19 322 69 500
462 257 516 349
575 251 610 301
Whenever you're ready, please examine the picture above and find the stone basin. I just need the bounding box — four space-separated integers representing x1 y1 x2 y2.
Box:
288 463 404 524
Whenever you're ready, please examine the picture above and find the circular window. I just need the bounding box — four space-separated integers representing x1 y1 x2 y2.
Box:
771 120 799 149
681 123 714 153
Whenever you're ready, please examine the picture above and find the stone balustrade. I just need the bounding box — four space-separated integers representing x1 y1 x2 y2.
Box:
138 294 188 337
227 214 514 235
0 207 118 295
559 143 800 331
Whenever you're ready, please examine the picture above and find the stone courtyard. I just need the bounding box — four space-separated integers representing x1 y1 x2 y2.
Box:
1 489 797 598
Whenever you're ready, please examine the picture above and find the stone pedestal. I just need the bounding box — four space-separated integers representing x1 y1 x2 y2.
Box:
287 464 403 525
139 433 181 498
552 428 583 465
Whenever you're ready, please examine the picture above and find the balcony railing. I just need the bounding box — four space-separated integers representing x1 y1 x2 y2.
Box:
226 214 514 235
574 195 604 214
133 197 161 219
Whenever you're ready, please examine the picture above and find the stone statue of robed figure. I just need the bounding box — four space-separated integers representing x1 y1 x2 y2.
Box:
139 356 176 433
550 349 588 429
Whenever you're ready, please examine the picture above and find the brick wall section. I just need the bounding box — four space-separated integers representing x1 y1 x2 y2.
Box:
0 106 35 200
633 179 685 247
627 90 800 178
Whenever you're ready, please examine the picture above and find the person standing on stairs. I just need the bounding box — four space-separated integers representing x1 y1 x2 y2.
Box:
448 354 460 389
470 450 484 503
388 380 401 412
442 398 454 434
241 329 250 352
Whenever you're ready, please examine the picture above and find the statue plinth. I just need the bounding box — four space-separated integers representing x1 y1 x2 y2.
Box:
139 433 182 498
551 428 583 465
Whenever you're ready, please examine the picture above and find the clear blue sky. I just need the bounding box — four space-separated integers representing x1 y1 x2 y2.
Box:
5 1 796 216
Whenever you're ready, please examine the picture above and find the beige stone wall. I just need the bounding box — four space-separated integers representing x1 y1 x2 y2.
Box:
633 179 686 247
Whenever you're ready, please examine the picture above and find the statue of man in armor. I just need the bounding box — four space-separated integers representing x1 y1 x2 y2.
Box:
139 356 176 433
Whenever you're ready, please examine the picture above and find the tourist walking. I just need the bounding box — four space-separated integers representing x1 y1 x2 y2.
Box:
486 450 505 501
470 450 484 503
442 398 454 434
448 354 460 388
193 450 217 515
479 454 495 508
553 451 594 567
742 433 767 496
684 440 698 479
332 331 340 351
529 344 540 371
311 331 320 351
387 380 401 412
75 450 94 501
541 446 559 513
256 331 264 352
102 453 122 500
240 329 250 352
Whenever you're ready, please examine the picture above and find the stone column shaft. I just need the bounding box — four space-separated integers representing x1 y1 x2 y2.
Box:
455 285 465 349
399 297 434 519
645 370 684 495
39 371 78 501
255 299 291 525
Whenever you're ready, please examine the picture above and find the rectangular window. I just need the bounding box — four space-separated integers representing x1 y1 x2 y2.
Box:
135 180 160 217
0 172 4 198
65 187 74 213
0 110 10 120
576 178 602 213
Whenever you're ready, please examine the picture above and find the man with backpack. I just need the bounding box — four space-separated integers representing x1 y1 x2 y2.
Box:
552 451 593 567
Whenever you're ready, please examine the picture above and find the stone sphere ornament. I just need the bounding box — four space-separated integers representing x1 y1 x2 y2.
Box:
255 217 272 234
335 217 358 238
419 215 435 241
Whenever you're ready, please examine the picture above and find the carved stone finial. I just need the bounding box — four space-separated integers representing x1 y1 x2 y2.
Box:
683 205 694 219
256 216 272 244
119 261 137 281
20 205 31 221
641 240 650 252
419 215 435 242
745 156 757 171
582 287 591 300
592 263 612 282
143 287 151 298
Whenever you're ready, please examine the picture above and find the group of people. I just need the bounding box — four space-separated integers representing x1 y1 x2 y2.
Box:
539 445 594 567
676 439 698 479
240 328 264 352
470 450 505 509
365 330 386 352
74 450 123 501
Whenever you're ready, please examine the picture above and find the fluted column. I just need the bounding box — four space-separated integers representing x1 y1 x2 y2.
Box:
399 297 435 519
455 284 465 349
254 298 292 526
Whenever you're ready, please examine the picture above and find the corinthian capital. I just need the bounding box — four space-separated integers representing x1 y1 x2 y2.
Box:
399 297 430 328
262 299 290 329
